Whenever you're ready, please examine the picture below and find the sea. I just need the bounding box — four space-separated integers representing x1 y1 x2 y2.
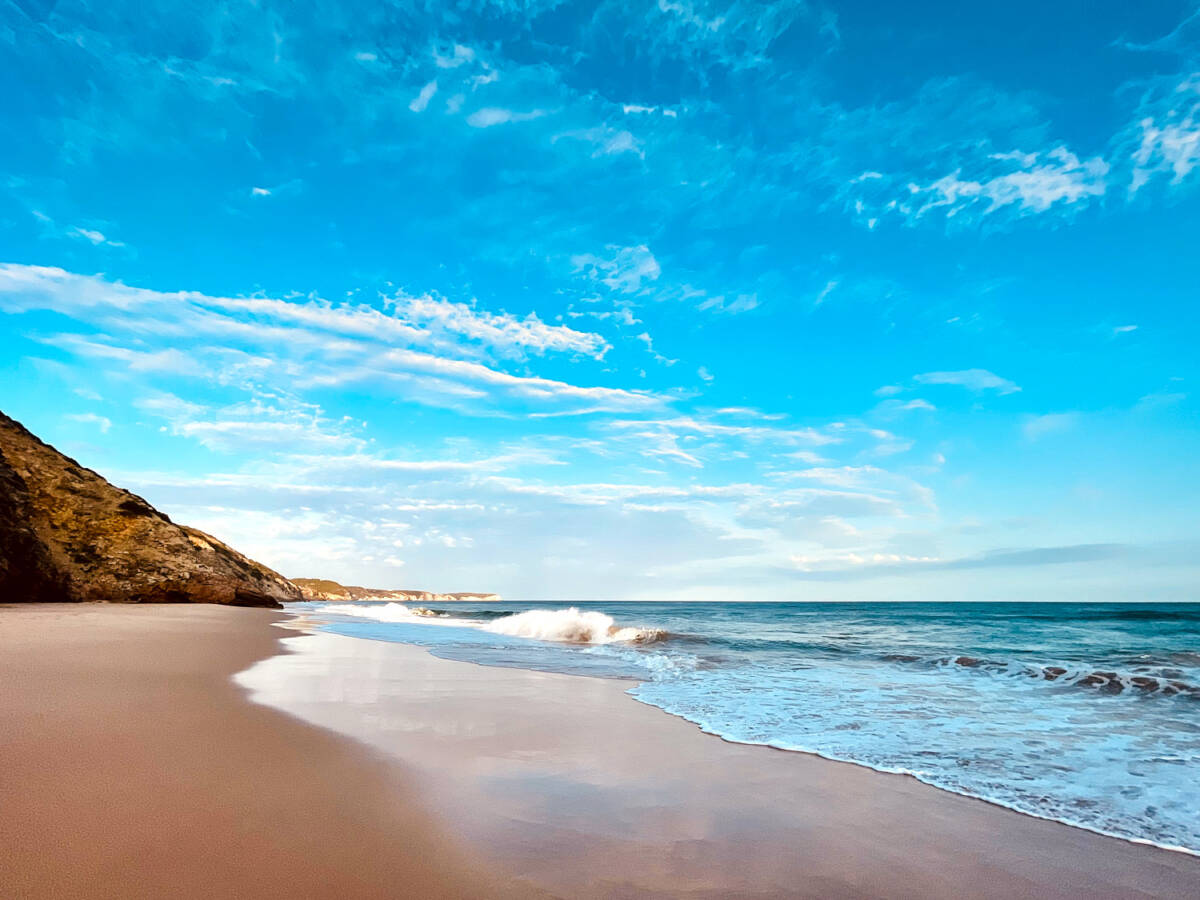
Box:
283 599 1200 853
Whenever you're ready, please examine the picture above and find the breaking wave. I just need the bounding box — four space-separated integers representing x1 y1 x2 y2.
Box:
316 602 666 645
483 608 667 645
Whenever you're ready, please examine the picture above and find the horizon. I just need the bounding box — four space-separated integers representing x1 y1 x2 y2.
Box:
2 1 1199 602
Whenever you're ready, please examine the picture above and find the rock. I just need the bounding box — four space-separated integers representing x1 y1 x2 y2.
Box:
291 578 500 604
0 411 300 608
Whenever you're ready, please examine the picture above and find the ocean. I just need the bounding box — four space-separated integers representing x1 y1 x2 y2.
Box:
284 600 1200 853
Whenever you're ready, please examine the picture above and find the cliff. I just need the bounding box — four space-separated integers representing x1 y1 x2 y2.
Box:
0 411 300 607
291 578 500 604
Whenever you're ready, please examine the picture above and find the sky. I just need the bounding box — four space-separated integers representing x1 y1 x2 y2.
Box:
1 0 1198 601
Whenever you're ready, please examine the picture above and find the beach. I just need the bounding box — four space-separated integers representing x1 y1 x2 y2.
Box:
0 605 524 900
3 604 1199 899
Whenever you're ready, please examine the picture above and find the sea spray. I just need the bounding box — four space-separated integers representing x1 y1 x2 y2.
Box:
482 607 666 644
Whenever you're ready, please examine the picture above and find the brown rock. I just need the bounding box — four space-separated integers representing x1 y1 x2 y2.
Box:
0 411 300 608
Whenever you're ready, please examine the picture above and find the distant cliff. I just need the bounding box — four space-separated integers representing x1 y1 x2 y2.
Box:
291 578 500 604
0 411 300 608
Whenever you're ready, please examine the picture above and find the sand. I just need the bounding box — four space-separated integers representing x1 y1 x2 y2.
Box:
0 604 531 899
3 604 1199 899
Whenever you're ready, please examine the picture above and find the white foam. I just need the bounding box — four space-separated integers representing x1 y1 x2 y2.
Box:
484 608 666 645
316 603 665 645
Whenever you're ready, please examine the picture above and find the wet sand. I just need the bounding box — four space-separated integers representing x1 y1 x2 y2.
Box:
240 623 1200 899
3 604 1199 899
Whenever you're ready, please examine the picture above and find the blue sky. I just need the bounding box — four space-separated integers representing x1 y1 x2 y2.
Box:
2 0 1198 600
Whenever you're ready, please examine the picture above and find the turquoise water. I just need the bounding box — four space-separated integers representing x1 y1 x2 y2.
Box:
286 600 1200 852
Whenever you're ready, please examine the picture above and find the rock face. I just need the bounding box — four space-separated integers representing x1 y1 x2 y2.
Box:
291 578 500 604
0 411 301 608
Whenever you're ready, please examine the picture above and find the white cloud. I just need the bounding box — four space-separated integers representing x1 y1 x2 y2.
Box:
0 264 652 417
856 146 1108 225
554 126 644 158
571 245 661 293
65 412 112 433
0 264 606 361
466 107 548 127
250 186 271 196
71 227 118 245
1129 76 1200 193
914 368 1021 394
409 80 438 113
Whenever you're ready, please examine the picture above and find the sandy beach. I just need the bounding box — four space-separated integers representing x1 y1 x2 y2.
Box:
0 604 528 900
3 604 1199 899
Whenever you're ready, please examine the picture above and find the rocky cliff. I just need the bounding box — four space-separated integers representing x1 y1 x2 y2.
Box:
0 411 300 607
291 578 500 604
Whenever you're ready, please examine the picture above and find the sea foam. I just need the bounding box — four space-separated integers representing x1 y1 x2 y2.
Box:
317 602 665 645
482 607 666 645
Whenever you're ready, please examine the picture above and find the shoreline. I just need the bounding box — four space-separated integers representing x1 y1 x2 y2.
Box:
293 601 1200 858
298 620 1200 858
242 617 1200 899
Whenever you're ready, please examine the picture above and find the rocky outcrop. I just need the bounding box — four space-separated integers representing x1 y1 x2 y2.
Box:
0 411 300 607
291 578 500 604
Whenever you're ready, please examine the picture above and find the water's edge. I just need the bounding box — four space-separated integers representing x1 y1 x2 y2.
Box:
264 613 1200 859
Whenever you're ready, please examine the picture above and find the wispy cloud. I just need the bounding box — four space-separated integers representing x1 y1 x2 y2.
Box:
65 412 112 433
1128 76 1200 194
914 369 1021 394
854 147 1108 226
466 107 549 127
1022 412 1078 441
409 80 438 113
0 264 652 417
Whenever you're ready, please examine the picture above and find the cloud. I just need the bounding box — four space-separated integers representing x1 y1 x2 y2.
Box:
572 245 661 293
1128 76 1200 193
873 398 935 418
781 543 1129 580
914 369 1021 394
466 107 548 127
0 263 654 417
856 147 1108 226
553 126 644 158
1022 412 1078 441
433 44 475 69
31 210 127 248
0 264 607 360
409 80 438 113
70 226 125 247
65 412 112 433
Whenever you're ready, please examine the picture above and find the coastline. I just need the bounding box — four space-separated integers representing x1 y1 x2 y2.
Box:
3 604 1198 899
241 619 1200 899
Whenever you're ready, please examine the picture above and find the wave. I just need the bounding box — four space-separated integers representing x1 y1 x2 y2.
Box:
930 655 1199 698
317 602 667 646
483 608 667 645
